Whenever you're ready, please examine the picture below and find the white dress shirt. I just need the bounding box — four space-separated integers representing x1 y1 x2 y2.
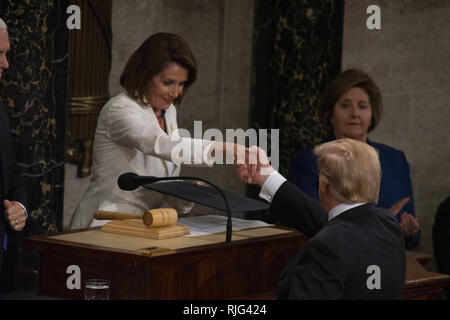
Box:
259 170 366 221
327 202 366 221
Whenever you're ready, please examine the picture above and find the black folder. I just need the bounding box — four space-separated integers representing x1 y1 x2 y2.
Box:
143 181 269 213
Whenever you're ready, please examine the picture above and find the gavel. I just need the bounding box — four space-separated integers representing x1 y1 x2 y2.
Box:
93 208 177 227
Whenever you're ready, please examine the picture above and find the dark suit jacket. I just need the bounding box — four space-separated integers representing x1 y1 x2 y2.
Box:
288 137 420 250
271 181 406 300
0 105 28 292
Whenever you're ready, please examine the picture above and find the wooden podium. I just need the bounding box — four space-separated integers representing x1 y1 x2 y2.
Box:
22 225 308 300
22 225 450 300
404 251 450 299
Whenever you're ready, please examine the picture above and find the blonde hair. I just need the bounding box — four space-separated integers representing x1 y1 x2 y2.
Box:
314 138 381 204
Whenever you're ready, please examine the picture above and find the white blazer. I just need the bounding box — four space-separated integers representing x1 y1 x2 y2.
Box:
69 93 214 229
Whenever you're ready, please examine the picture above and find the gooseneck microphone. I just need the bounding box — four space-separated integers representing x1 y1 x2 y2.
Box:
118 172 161 191
117 172 233 243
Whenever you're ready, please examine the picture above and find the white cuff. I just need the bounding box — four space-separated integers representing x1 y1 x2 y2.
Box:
17 202 28 219
259 171 286 203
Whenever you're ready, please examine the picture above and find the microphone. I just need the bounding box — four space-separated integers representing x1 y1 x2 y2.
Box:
117 172 233 243
118 172 160 191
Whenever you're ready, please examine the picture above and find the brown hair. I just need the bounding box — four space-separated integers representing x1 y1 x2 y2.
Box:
314 138 381 204
120 33 198 106
318 69 383 133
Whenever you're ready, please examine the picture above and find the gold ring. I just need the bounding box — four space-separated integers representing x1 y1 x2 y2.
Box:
14 219 18 225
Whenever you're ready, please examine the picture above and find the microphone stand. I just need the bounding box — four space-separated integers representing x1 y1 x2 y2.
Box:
135 176 233 243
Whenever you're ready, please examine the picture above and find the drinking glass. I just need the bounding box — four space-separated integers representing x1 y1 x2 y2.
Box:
84 279 110 300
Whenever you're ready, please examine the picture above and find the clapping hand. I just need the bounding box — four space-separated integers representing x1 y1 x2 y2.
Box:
398 212 420 237
389 197 420 237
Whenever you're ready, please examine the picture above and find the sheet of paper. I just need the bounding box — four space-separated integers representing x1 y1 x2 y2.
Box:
178 215 274 237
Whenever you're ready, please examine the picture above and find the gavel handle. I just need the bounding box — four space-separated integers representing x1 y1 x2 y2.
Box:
93 211 141 220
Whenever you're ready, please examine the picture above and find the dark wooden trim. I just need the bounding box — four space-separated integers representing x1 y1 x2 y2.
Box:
22 227 308 299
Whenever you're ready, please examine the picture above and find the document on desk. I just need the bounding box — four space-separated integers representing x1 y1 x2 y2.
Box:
178 215 274 237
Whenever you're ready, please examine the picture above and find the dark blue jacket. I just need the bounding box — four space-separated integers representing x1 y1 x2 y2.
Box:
288 138 420 250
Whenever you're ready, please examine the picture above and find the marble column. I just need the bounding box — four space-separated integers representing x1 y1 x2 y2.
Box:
252 0 344 175
0 0 69 233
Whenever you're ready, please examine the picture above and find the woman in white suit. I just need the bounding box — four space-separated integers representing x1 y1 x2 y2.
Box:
69 33 248 229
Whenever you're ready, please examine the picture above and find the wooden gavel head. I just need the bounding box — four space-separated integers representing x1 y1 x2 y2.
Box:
93 208 178 227
143 208 178 227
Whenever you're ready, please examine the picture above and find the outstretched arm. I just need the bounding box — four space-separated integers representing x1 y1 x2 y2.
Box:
236 146 327 237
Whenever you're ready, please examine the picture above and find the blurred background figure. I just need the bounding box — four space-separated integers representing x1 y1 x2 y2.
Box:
288 69 420 250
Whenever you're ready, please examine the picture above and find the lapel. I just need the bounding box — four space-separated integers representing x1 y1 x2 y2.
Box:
165 105 177 136
163 105 180 176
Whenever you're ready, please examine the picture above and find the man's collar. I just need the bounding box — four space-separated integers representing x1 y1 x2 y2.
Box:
328 202 367 221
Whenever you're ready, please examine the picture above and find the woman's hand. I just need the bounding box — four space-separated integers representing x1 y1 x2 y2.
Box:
398 212 420 237
210 142 259 178
389 197 410 215
389 197 420 237
236 146 274 187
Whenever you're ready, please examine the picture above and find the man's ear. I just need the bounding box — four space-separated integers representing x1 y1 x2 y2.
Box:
318 176 328 197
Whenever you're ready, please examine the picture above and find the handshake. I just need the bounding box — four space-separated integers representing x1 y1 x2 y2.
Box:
209 142 275 186
233 145 275 187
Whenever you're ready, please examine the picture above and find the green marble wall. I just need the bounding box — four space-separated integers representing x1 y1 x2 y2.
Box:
0 0 68 233
252 0 344 175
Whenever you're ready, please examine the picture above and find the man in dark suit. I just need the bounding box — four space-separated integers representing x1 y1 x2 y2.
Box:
0 18 28 292
237 138 406 299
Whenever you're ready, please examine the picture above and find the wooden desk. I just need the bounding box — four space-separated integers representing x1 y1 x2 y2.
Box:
22 226 308 299
404 251 450 299
22 227 450 300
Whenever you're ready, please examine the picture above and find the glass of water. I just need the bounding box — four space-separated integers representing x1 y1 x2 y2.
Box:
84 279 110 300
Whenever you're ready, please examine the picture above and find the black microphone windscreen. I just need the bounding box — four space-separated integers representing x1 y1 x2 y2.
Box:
117 172 139 191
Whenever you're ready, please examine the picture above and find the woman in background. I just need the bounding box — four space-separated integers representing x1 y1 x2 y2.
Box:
288 69 420 250
69 33 250 229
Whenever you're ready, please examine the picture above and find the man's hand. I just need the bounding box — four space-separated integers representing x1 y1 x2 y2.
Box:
3 199 26 231
236 146 274 187
233 144 258 178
